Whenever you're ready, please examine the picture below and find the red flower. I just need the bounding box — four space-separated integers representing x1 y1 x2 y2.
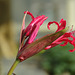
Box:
45 19 75 52
17 11 75 62
19 11 48 49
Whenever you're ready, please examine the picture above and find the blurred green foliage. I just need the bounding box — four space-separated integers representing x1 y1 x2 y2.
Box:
40 43 75 75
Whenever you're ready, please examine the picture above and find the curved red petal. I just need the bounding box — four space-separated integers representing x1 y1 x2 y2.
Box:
56 19 66 32
69 48 75 52
47 21 59 31
60 41 68 46
24 11 34 19
59 18 64 23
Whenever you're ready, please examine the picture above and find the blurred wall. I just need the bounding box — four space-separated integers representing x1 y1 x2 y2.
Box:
0 0 10 25
11 0 75 30
67 0 75 30
0 0 17 59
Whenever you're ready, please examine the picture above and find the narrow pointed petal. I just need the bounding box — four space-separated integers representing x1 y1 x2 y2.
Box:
45 29 71 50
56 19 66 32
24 15 46 36
22 17 48 47
17 28 68 62
45 35 66 49
20 11 27 45
59 18 64 23
28 17 48 44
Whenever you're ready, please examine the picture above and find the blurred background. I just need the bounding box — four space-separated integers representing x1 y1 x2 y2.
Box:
0 0 75 75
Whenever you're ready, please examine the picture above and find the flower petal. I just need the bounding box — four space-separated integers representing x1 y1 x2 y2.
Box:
17 28 68 61
47 21 59 30
24 15 46 36
24 11 34 19
20 11 27 45
69 48 75 52
47 19 66 32
28 17 48 44
45 31 72 50
45 35 64 49
56 19 66 32
23 17 48 47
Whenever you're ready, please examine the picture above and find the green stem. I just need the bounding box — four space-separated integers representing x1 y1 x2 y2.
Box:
7 59 20 75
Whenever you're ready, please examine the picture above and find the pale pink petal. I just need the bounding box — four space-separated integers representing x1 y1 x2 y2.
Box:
20 11 27 44
45 45 51 49
45 43 58 49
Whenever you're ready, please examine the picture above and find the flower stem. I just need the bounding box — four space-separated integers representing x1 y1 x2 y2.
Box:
7 59 20 75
